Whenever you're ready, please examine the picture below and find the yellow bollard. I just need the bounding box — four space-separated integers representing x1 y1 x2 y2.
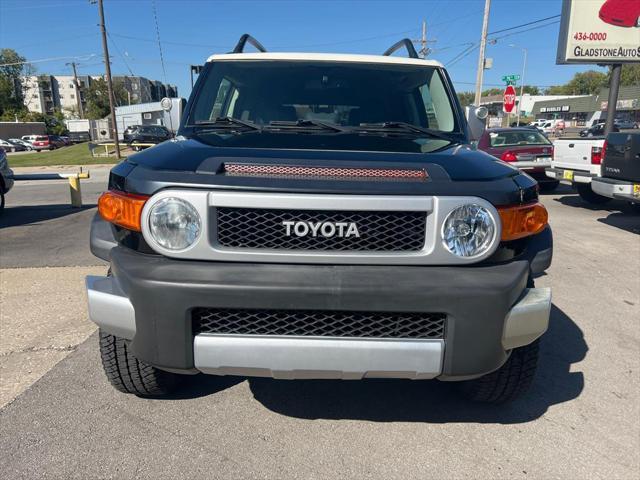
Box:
69 175 82 208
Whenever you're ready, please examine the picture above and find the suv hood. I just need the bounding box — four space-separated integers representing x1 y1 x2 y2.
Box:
113 137 533 205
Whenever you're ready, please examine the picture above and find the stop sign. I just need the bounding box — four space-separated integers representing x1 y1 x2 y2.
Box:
503 85 517 113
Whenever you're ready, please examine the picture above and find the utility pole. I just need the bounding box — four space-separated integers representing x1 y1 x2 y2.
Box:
66 62 84 119
474 0 491 106
97 0 121 158
420 21 427 59
604 64 622 136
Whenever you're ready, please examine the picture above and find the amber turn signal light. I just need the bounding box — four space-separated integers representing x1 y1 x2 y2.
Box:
98 190 149 232
498 202 548 241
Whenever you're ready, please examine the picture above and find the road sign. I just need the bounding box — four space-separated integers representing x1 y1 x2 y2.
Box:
503 85 517 113
502 74 521 85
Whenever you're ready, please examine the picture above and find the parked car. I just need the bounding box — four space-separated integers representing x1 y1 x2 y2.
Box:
50 135 68 147
592 133 640 205
546 136 610 203
0 147 14 212
59 135 71 145
21 134 40 144
123 125 172 150
599 0 640 28
8 138 34 151
0 139 27 152
477 128 558 191
67 131 91 144
87 34 553 404
30 135 65 151
614 119 638 130
580 123 620 137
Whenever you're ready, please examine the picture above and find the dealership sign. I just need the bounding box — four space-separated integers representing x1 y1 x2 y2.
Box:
557 0 640 64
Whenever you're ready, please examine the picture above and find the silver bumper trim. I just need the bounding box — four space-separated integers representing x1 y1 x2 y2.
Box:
591 178 636 199
502 287 551 350
85 275 136 339
193 335 444 380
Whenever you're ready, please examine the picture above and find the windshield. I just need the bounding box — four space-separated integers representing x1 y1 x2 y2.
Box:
489 130 551 147
187 61 459 133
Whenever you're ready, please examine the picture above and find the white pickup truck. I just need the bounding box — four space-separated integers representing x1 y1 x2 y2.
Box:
545 137 610 204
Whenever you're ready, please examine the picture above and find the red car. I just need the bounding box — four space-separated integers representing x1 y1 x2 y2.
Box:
31 135 65 151
477 128 559 191
599 0 640 28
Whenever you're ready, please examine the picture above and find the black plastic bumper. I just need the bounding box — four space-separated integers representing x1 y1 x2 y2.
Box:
107 245 533 379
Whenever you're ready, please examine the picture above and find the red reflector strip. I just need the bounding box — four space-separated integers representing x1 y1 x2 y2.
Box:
224 164 428 179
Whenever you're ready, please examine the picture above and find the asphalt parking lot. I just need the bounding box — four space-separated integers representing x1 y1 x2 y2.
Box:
0 168 638 479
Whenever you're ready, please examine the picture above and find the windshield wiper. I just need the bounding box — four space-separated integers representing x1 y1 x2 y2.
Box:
266 119 350 133
354 122 455 142
194 117 262 131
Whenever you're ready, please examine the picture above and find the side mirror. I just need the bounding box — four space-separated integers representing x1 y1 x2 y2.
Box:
160 97 173 112
465 105 488 142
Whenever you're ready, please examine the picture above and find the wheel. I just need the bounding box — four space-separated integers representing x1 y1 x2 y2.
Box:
131 141 141 152
0 191 4 213
99 329 181 396
576 183 611 204
458 339 540 403
539 181 559 192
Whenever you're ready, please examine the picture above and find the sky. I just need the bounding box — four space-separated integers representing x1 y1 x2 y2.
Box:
0 0 608 99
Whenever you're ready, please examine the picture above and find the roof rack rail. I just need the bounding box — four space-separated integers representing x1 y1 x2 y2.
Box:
232 34 267 54
383 38 419 59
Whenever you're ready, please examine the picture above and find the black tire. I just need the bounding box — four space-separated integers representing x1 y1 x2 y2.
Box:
539 180 559 192
99 329 181 396
458 339 540 403
576 183 611 205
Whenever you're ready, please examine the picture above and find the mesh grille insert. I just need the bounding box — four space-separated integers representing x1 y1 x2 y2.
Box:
193 308 446 339
216 208 426 251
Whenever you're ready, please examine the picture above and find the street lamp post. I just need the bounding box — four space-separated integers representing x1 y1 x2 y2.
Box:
509 44 527 126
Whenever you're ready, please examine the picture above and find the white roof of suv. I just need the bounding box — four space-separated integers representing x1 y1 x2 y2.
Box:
206 52 444 68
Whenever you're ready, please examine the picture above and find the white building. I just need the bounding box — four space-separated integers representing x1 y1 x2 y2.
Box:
115 98 185 139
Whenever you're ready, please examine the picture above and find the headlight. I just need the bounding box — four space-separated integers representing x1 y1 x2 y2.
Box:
148 197 201 250
442 204 496 258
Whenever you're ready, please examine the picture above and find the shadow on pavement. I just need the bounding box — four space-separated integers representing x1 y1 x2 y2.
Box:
242 304 586 424
0 204 96 228
553 194 627 212
538 183 573 196
597 210 640 235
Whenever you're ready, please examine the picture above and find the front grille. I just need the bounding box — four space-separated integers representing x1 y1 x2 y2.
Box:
193 308 446 339
216 208 426 251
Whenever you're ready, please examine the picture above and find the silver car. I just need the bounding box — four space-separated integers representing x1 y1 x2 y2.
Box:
0 147 14 212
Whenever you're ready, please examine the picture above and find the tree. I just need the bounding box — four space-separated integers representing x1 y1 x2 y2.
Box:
84 77 128 119
550 70 608 95
482 85 540 97
457 91 475 107
0 48 33 115
616 63 640 87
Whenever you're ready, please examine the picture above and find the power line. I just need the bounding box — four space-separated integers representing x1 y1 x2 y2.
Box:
488 15 561 36
490 20 560 42
0 54 97 67
107 31 135 76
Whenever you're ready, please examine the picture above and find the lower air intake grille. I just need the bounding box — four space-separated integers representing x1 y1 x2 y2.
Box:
192 308 446 339
216 208 427 251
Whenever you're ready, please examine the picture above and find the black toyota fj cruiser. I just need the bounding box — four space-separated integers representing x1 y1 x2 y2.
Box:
87 35 553 403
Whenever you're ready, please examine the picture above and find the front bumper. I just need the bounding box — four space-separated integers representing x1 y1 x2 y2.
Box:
86 246 551 381
545 167 597 184
591 177 640 202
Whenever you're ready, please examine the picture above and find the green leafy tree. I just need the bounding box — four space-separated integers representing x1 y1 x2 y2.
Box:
84 77 128 119
457 91 475 107
482 85 540 96
0 48 33 115
548 70 608 95
617 64 640 87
